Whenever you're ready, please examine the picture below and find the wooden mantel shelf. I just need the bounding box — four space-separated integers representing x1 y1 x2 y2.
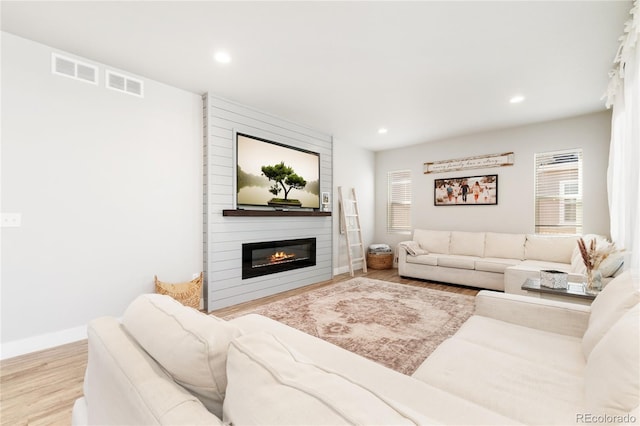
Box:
222 209 331 217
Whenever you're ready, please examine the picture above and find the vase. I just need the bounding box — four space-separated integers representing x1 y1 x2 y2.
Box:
586 269 603 293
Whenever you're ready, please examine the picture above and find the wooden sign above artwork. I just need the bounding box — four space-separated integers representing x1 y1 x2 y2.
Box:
424 152 515 174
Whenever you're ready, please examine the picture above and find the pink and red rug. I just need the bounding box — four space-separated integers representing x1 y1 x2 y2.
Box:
222 277 475 375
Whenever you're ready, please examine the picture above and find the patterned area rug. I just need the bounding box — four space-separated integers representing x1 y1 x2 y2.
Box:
222 277 475 375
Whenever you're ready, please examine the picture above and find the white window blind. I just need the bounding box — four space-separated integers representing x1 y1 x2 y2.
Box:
534 149 583 234
387 170 412 233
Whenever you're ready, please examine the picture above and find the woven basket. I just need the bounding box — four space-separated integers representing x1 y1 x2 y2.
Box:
155 272 203 309
367 253 393 270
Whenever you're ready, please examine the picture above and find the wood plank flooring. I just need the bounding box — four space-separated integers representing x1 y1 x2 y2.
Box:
0 270 478 425
0 340 87 425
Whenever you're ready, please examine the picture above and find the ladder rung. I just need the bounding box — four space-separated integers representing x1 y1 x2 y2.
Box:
350 243 362 247
346 228 360 232
352 257 365 262
344 214 358 217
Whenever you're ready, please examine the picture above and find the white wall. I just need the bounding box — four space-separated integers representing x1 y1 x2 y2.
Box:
374 111 612 248
1 33 203 357
333 139 376 274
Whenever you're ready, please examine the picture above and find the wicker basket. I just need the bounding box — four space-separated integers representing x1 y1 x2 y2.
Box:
367 252 393 270
155 272 203 309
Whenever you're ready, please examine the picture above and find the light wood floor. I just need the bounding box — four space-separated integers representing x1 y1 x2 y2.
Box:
0 269 478 425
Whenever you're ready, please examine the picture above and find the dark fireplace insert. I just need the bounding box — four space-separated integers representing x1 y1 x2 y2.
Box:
242 238 316 279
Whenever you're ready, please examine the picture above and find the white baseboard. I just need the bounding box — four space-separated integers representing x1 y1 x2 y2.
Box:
334 265 351 275
1 325 87 360
333 261 364 276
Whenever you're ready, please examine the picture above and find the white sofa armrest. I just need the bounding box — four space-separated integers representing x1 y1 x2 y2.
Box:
71 398 88 426
474 290 591 338
85 317 223 425
397 243 409 266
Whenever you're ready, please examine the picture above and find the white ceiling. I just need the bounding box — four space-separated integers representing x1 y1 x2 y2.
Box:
0 1 631 151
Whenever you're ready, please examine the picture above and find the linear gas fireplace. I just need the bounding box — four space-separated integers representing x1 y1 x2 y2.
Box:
242 238 316 279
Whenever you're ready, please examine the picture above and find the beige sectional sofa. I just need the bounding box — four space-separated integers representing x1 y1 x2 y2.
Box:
72 270 639 425
398 229 623 294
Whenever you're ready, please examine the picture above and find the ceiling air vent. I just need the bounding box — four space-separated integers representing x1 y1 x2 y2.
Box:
106 70 144 98
51 53 98 85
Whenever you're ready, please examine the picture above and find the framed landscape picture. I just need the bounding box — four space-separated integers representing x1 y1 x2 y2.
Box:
434 174 498 206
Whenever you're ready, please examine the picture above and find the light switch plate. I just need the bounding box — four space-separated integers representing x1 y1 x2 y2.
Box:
1 213 22 227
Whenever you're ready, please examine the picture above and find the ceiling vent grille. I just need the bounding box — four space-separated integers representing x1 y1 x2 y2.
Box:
106 70 144 98
51 53 98 85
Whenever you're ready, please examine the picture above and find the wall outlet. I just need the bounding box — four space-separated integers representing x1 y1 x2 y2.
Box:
1 213 22 228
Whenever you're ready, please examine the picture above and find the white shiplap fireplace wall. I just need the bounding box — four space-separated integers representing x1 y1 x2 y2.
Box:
203 94 333 311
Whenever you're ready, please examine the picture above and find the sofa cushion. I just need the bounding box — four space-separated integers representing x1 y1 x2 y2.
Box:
525 234 578 263
584 304 639 415
484 232 526 260
405 253 438 266
223 332 431 425
517 259 571 273
449 231 485 257
413 338 585 425
437 254 478 270
122 294 242 418
450 315 585 375
413 229 450 254
582 270 640 358
475 258 521 274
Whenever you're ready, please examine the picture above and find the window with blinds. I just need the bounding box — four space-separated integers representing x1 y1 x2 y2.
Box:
387 170 412 233
534 149 583 234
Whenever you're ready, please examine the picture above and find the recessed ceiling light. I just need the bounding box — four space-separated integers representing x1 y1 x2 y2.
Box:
378 128 388 134
214 51 231 64
509 95 525 104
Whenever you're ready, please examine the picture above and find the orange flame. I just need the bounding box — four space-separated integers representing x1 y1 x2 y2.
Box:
270 251 296 263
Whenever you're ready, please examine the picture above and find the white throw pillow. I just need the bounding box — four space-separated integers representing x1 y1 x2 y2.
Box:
582 270 640 358
525 234 578 263
449 231 485 257
223 332 432 425
400 240 428 256
413 229 450 254
584 305 639 415
122 294 242 418
484 232 526 260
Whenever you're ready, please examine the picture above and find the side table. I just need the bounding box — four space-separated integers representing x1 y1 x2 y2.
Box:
521 278 595 305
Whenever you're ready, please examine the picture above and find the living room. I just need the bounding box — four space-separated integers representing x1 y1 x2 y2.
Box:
1 1 639 424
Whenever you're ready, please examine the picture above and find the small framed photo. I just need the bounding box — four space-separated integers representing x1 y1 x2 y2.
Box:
434 174 498 206
321 192 330 211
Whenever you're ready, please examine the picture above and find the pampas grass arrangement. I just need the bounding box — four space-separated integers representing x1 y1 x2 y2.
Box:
577 237 618 291
577 237 618 273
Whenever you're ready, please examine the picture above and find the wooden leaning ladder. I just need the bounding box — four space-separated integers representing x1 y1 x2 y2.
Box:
338 186 367 277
